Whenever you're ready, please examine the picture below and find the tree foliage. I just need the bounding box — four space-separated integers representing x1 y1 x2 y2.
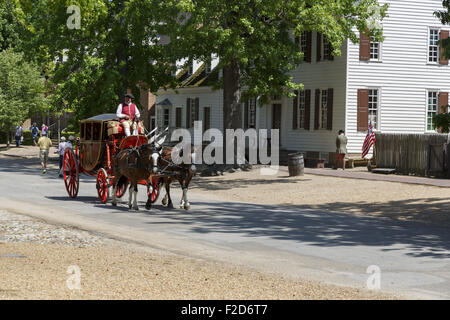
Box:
0 49 46 136
0 1 24 51
435 1 450 57
154 0 388 129
13 0 176 125
434 105 450 133
11 0 388 132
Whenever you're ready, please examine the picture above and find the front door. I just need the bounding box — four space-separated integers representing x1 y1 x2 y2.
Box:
272 103 282 145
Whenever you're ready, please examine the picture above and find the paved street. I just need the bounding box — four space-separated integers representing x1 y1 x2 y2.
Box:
2 156 450 299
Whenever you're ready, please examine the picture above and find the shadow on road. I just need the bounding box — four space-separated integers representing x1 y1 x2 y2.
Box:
0 157 95 184
6 156 450 260
140 199 450 260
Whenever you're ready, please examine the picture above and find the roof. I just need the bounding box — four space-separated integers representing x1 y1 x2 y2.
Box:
82 114 118 122
175 63 219 89
156 98 173 106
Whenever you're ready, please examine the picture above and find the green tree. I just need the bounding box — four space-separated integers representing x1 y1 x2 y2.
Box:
433 105 450 133
0 49 46 146
154 0 388 132
0 1 24 51
13 0 176 126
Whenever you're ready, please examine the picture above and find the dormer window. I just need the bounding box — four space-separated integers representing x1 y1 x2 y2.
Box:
187 61 194 76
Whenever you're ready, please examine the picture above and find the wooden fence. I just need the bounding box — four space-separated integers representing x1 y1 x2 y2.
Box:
374 133 450 177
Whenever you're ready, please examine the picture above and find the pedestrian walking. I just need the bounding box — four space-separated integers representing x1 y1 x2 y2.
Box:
41 124 49 137
66 135 74 150
30 123 40 146
335 129 348 170
55 136 67 177
14 125 23 147
37 131 52 174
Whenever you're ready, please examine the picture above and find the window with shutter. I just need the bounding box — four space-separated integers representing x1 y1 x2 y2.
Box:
194 98 199 126
370 36 381 61
292 90 309 130
244 98 256 129
323 35 331 61
186 98 191 128
440 30 449 65
299 91 306 129
427 90 438 131
360 32 371 61
176 107 182 128
314 89 320 129
327 88 333 130
292 91 298 130
304 90 311 130
316 33 322 62
368 89 379 129
163 108 170 127
320 90 328 129
203 107 211 132
429 29 439 63
357 89 369 131
305 32 312 63
439 92 449 114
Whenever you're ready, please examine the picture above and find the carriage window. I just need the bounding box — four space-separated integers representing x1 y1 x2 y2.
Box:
80 123 86 139
93 123 101 140
86 123 92 140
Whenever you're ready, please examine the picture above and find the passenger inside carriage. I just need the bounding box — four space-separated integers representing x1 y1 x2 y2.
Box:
116 93 141 137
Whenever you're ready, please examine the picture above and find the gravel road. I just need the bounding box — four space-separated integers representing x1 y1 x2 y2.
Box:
0 210 393 299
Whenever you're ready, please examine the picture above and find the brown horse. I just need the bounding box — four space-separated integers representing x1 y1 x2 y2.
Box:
111 144 159 210
111 143 196 211
155 145 197 210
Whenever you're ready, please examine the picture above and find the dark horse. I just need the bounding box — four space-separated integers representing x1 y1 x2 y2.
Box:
111 143 196 210
111 144 159 210
153 145 197 210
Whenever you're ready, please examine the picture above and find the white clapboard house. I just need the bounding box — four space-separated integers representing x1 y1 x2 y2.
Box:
154 0 450 163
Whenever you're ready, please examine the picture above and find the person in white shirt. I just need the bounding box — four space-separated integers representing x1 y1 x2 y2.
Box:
116 93 141 136
55 136 67 177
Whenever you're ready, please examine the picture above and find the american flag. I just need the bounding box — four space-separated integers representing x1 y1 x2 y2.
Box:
362 122 376 158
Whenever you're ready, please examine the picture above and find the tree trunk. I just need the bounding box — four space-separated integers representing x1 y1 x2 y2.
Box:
222 59 242 166
222 59 242 130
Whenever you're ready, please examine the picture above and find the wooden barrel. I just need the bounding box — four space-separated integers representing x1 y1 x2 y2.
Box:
288 153 304 176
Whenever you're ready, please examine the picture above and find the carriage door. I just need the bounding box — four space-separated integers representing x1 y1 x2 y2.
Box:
272 104 282 146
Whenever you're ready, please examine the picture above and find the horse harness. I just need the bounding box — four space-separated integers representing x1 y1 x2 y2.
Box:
123 144 191 177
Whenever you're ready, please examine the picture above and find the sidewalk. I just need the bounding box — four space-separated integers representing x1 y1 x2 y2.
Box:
0 144 58 160
300 167 450 188
2 145 450 188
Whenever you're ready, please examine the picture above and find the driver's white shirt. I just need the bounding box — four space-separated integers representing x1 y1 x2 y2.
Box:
116 102 141 119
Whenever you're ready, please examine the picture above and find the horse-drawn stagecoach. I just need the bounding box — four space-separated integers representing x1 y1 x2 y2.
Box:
63 113 196 210
62 114 161 204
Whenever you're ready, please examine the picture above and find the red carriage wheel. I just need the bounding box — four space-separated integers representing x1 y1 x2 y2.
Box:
63 148 79 198
116 180 128 198
96 168 109 204
147 177 161 203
